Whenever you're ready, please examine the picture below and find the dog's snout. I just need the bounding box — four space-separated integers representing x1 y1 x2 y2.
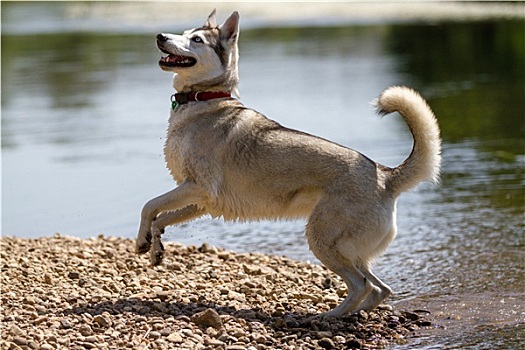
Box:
157 33 168 42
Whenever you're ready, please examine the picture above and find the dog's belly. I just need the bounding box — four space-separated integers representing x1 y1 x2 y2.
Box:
207 185 322 221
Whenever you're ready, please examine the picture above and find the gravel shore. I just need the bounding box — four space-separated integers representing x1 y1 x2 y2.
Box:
1 235 431 349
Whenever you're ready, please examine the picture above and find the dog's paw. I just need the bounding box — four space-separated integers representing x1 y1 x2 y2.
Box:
150 240 165 266
136 231 152 255
319 308 345 319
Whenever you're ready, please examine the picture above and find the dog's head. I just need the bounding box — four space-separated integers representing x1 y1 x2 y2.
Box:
157 10 240 96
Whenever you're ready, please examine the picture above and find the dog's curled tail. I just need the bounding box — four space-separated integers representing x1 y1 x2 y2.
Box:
375 86 441 195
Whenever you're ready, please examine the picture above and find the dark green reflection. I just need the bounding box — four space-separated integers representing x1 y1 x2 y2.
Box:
2 33 154 108
386 20 525 145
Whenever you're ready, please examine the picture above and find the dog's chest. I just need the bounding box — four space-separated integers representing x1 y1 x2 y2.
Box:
163 105 230 189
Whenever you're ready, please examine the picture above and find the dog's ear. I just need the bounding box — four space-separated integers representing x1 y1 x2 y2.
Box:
204 9 217 28
219 11 240 43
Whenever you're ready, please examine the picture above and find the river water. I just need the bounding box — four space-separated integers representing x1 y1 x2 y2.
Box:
2 3 524 349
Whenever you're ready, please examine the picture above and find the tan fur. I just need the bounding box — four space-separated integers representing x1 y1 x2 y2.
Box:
136 11 441 317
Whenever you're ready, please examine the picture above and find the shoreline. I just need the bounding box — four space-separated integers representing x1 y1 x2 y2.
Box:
1 235 432 349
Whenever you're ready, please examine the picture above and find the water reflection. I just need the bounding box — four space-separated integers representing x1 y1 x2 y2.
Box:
387 20 524 143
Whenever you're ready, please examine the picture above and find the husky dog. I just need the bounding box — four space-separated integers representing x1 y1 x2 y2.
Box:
136 10 441 317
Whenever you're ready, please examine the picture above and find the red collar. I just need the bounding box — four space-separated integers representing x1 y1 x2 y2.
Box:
171 91 231 110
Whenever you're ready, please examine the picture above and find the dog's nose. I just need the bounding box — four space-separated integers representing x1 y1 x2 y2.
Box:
157 33 168 42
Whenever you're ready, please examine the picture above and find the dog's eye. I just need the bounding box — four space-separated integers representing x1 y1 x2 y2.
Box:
191 36 203 43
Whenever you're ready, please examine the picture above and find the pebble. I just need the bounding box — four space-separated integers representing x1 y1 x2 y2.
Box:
0 235 431 350
166 333 183 343
319 337 336 349
191 308 224 330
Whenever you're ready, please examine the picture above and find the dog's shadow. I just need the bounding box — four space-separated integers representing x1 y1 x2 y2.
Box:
62 295 357 334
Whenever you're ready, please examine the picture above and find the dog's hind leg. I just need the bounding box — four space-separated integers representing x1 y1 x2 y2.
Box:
306 206 374 317
320 261 374 318
354 265 392 312
149 205 206 266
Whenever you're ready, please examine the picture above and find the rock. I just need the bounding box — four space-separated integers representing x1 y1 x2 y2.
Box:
11 338 28 346
93 314 112 328
34 316 48 326
204 338 226 347
9 325 24 336
402 311 420 321
60 319 73 329
242 263 261 275
191 308 223 330
148 331 161 339
67 271 80 279
199 243 218 254
78 324 93 336
318 337 336 349
43 273 53 284
346 338 362 349
166 333 183 343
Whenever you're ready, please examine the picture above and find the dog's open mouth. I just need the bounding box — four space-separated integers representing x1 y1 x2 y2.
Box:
159 54 197 68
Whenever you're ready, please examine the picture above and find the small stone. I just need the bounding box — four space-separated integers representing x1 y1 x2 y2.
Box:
79 324 93 336
252 334 266 344
242 264 261 275
358 310 368 320
314 331 333 339
67 271 80 279
9 325 24 336
60 319 73 329
402 311 420 321
166 333 183 343
84 336 97 343
334 335 346 344
346 338 362 349
199 243 218 254
40 344 54 350
27 341 39 350
205 338 225 347
148 331 161 339
34 316 48 325
318 337 335 349
378 304 393 311
93 314 112 328
217 251 230 260
77 341 97 349
23 296 36 305
12 338 28 346
43 273 53 284
191 308 223 330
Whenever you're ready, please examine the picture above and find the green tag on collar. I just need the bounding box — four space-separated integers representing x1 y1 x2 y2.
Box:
170 94 179 111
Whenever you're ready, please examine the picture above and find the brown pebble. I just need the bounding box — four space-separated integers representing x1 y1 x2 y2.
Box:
78 324 93 336
191 308 223 330
67 271 80 279
9 325 24 337
34 316 48 326
93 314 111 328
11 338 28 346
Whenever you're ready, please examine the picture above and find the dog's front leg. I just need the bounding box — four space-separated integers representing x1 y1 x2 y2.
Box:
136 180 206 256
149 205 206 266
